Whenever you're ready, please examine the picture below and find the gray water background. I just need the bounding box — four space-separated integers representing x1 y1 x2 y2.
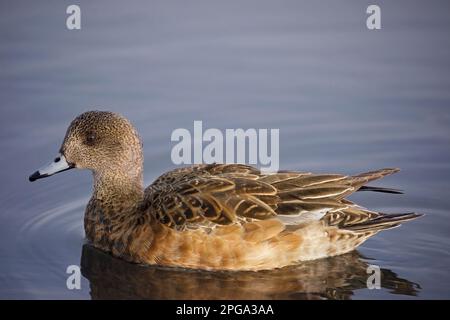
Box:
1 0 450 299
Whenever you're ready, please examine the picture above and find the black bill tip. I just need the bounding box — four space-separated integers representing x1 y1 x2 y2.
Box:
29 171 48 182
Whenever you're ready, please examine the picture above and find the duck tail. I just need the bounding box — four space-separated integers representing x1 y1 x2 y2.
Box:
343 212 423 233
358 185 403 194
350 168 402 193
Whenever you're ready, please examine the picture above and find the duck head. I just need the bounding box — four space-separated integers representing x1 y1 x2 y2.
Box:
29 111 143 185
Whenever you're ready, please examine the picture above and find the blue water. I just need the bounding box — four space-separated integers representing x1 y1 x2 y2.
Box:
1 0 450 299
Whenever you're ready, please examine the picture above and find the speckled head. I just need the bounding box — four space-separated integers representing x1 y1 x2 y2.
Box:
29 111 143 183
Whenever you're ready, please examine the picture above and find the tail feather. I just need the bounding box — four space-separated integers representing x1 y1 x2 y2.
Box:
358 186 403 194
344 212 423 233
352 168 400 181
351 168 399 189
350 168 402 195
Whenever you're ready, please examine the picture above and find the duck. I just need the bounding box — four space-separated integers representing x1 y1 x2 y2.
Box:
29 111 421 271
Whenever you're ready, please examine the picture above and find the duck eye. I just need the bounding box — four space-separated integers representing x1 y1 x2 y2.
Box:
85 132 97 146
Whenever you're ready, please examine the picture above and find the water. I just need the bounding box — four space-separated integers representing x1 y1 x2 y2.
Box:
1 0 450 299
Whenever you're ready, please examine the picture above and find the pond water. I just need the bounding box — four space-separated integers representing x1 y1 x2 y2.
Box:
1 0 450 299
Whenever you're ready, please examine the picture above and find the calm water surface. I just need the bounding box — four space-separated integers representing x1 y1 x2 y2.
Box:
1 0 450 299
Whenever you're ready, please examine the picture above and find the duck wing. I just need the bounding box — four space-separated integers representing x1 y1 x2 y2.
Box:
143 164 403 230
143 164 277 230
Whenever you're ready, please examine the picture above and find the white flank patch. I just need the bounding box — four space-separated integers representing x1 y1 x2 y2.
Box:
278 208 330 225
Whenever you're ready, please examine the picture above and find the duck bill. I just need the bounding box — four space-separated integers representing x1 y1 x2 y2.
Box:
29 153 74 182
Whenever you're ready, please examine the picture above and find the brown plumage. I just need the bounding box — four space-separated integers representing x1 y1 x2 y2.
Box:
29 111 422 271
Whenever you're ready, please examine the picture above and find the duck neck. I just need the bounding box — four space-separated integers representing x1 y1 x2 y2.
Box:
85 169 147 257
92 170 144 207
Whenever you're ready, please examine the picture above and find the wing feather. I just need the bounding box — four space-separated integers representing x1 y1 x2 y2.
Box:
143 164 403 230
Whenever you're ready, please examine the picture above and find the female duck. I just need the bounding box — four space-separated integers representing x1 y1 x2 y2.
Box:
29 111 420 271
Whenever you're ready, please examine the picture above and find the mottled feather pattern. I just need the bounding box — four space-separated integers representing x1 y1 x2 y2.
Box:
144 164 401 230
37 111 421 271
131 164 419 270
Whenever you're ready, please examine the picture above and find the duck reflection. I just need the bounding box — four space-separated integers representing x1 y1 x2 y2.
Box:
80 244 420 300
